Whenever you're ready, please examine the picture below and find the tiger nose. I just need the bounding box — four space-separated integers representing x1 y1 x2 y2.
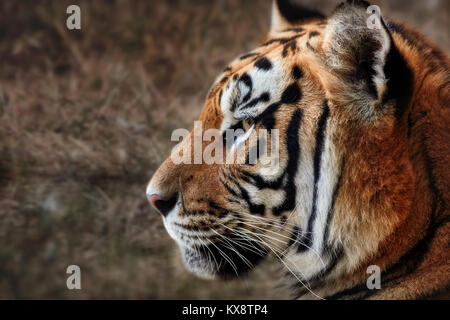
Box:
147 193 177 217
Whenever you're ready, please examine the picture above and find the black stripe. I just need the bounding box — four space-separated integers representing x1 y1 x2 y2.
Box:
293 245 344 299
308 31 320 39
262 34 304 47
292 66 303 80
322 169 343 254
281 83 301 104
376 216 450 292
272 109 302 216
240 170 285 190
239 92 270 111
230 73 253 111
325 282 370 300
253 102 282 124
239 52 258 60
240 73 253 104
326 217 450 300
282 40 297 57
298 101 330 252
283 27 304 33
311 246 343 282
222 101 303 218
219 177 240 198
254 57 272 71
225 170 266 216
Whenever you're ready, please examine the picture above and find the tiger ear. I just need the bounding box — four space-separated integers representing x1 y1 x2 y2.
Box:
271 0 325 32
322 1 410 120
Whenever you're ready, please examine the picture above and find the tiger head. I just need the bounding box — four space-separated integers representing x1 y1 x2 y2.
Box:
146 0 449 298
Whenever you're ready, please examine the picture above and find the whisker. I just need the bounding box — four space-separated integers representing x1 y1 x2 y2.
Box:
234 211 300 229
240 227 324 300
237 220 326 269
196 235 220 271
235 227 287 255
237 216 315 236
221 224 285 255
218 223 267 257
209 229 254 270
205 237 239 277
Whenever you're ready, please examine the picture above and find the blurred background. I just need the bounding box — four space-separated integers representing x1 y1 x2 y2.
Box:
0 0 448 299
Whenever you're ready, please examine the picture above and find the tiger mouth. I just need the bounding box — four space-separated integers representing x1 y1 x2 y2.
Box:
179 234 267 279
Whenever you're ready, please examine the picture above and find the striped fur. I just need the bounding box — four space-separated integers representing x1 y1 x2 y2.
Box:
147 0 449 299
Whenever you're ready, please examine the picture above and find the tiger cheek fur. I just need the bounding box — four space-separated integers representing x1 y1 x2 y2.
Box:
146 0 450 299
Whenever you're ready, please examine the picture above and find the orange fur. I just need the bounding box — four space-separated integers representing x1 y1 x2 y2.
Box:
147 1 449 299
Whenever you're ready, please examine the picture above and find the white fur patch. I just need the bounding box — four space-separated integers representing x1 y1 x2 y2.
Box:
220 60 285 131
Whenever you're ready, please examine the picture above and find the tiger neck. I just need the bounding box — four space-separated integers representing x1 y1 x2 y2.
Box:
286 29 450 299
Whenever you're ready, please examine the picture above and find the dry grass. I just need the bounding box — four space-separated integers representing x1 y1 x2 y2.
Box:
0 0 447 299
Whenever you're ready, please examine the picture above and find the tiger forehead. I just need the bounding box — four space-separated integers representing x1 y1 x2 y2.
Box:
201 24 325 123
223 23 325 77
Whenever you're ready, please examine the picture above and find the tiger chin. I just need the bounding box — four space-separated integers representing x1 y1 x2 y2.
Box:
146 0 450 299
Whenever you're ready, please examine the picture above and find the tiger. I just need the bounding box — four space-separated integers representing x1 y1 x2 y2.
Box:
146 0 450 299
